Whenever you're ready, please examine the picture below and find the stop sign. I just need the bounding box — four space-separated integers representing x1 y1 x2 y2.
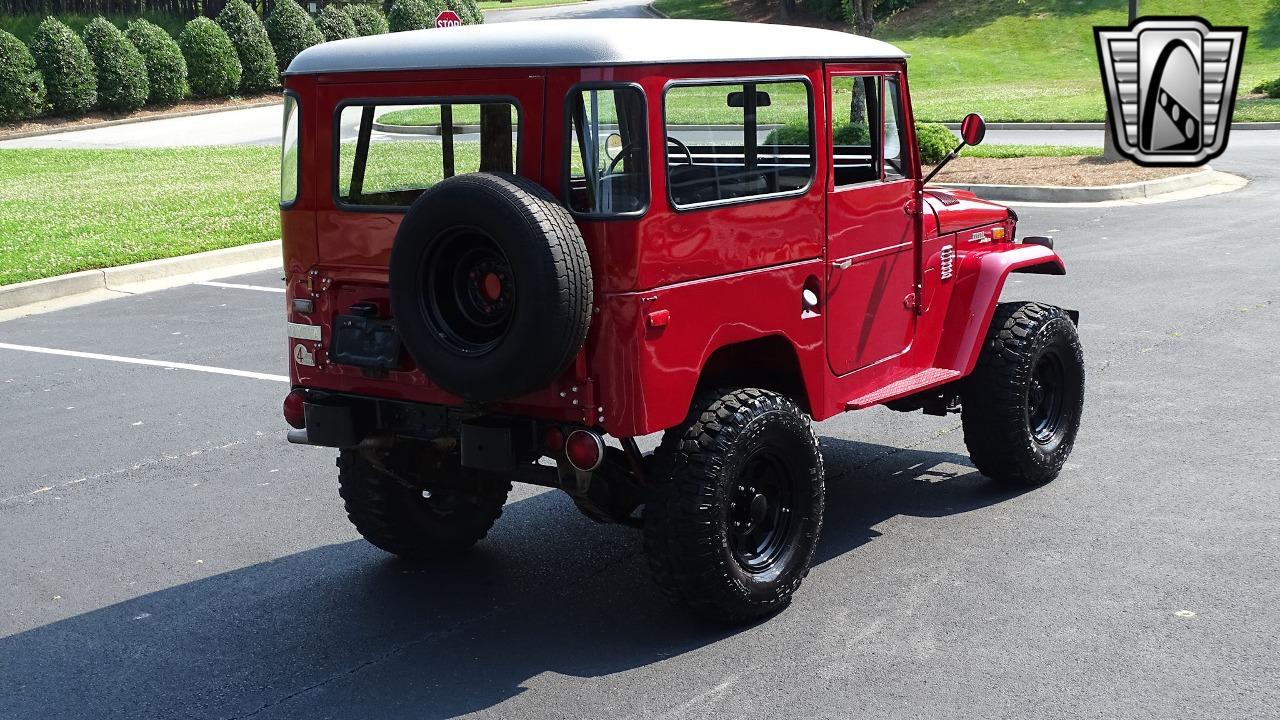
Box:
435 10 462 27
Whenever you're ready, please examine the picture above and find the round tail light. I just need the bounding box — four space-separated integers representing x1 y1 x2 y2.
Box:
565 429 604 472
283 389 306 429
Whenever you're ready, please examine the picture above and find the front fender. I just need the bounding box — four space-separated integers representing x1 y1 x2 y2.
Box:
935 244 1066 375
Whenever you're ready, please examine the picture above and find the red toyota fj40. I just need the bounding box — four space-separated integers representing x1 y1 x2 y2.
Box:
278 19 1084 622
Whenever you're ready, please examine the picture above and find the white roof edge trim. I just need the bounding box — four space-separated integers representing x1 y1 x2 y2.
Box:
286 19 908 76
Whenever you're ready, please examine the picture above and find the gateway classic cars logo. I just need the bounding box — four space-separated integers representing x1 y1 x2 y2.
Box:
1095 16 1247 166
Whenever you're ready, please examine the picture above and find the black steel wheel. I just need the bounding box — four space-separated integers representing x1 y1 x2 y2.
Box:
644 388 824 624
961 302 1085 486
421 228 516 356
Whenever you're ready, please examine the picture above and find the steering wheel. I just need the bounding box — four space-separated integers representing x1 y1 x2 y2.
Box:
606 144 641 175
666 136 694 165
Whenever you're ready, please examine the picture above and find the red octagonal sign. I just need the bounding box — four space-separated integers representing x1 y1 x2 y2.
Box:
435 10 462 27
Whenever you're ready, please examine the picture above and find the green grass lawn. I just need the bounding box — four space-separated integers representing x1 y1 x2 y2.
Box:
649 0 1280 122
0 148 279 286
653 0 735 20
963 144 1101 158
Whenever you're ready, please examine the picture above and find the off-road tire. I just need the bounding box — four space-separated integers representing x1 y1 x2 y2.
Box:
389 172 592 402
643 388 825 624
961 302 1085 487
337 449 511 559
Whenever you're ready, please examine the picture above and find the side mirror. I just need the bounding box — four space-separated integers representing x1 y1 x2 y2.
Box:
727 90 772 108
960 112 986 146
922 112 987 185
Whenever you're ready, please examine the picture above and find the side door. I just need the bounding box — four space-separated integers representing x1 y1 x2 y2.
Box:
824 67 918 376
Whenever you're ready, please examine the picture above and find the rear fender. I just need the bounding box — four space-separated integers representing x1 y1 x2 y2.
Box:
935 244 1066 375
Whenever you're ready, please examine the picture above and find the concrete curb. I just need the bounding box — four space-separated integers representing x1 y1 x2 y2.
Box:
0 98 281 142
940 121 1280 131
0 240 282 312
644 2 667 17
935 167 1223 202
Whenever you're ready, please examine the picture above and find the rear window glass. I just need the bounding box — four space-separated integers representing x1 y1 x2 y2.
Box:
664 79 813 208
566 85 648 216
335 101 519 208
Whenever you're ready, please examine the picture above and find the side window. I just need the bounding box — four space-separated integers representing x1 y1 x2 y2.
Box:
335 101 519 208
280 93 300 206
831 74 913 186
883 77 911 180
665 79 813 208
567 85 649 216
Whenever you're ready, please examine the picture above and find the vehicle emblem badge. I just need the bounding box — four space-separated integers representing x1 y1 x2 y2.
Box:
293 343 316 367
1095 16 1246 166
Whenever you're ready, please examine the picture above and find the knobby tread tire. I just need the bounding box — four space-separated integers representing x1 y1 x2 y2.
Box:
389 172 592 402
961 302 1085 487
643 388 825 624
337 450 511 559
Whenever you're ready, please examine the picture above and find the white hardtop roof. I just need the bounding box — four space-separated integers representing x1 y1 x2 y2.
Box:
286 18 907 75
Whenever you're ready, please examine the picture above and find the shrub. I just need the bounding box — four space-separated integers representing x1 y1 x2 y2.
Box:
28 17 97 117
125 19 189 105
915 122 956 164
0 29 46 122
179 17 241 98
82 18 149 113
1257 78 1280 99
316 4 358 42
389 0 448 32
761 122 871 147
449 0 484 24
344 3 390 36
266 0 325 71
217 0 279 93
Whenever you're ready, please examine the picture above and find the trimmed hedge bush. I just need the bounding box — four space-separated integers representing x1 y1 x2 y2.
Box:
389 0 448 32
449 0 484 24
179 17 241 98
1254 78 1280 99
217 0 279 93
316 4 358 42
344 4 390 36
0 29 46 122
915 122 957 164
29 17 97 117
125 18 189 105
266 0 324 72
83 17 149 113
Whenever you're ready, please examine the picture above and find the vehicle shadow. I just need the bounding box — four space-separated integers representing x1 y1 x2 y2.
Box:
0 439 1023 720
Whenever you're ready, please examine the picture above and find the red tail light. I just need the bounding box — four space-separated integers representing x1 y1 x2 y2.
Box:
283 389 306 429
565 429 604 472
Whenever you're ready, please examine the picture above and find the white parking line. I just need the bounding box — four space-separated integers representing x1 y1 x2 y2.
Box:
0 342 288 382
198 281 286 293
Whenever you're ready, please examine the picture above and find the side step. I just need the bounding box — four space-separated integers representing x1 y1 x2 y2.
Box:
845 368 961 410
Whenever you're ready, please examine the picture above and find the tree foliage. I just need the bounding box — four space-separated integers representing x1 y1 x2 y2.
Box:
125 18 188 105
388 0 448 32
28 16 97 116
216 0 279 93
0 28 46 122
179 16 241 98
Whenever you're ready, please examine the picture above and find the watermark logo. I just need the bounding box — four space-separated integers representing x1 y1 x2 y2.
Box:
1095 16 1246 166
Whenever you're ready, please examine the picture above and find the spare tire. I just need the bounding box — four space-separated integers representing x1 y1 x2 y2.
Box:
389 173 592 402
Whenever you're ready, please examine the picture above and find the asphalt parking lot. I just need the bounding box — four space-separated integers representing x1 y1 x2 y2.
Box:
3 135 1280 719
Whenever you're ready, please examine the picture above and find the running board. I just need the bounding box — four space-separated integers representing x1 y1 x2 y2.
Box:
845 368 962 410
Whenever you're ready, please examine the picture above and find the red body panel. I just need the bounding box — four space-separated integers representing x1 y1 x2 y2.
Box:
280 59 1067 438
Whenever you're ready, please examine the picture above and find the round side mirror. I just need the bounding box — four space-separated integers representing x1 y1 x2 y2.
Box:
960 113 987 146
604 132 624 161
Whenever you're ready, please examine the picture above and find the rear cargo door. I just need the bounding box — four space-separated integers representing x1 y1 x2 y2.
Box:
315 74 545 267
